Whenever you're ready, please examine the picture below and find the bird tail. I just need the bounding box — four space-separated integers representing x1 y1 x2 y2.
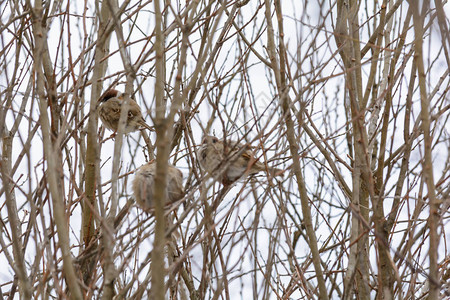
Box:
139 120 155 131
268 167 285 178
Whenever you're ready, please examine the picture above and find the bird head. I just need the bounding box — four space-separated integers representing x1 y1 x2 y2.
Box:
202 135 219 145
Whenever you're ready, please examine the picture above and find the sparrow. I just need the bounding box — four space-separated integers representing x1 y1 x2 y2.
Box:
198 136 283 184
97 89 153 134
132 160 184 211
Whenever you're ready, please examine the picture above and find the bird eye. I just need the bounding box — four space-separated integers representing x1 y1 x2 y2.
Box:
128 111 134 117
212 137 218 143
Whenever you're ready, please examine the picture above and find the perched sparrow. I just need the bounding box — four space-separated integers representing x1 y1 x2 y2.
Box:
132 161 184 211
198 136 283 184
98 89 153 134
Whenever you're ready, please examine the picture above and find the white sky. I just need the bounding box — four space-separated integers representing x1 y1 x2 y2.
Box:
1 0 449 298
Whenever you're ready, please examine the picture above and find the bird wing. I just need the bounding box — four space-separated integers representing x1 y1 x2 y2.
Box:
109 100 122 119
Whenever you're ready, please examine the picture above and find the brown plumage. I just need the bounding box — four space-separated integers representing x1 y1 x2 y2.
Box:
132 161 184 211
97 89 153 134
198 136 283 184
